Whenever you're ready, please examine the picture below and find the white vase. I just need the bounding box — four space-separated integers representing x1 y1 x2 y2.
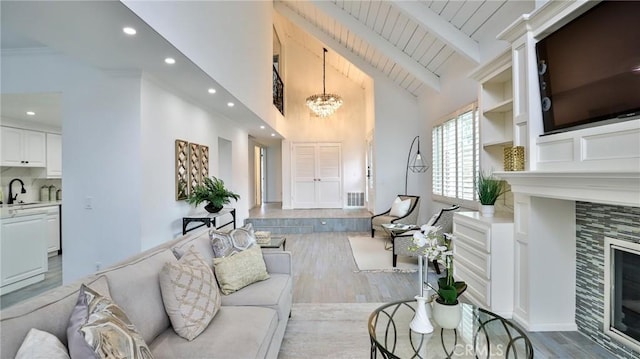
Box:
410 295 434 334
480 204 495 217
432 300 462 329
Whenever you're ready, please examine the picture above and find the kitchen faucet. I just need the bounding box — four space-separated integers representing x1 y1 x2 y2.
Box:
8 178 26 205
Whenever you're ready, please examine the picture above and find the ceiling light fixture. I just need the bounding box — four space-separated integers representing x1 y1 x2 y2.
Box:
122 27 136 35
227 102 234 107
26 111 35 116
164 57 176 65
260 125 265 129
271 133 276 137
208 88 216 94
306 47 343 118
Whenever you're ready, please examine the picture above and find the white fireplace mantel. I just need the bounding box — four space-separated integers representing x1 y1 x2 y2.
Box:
496 171 640 208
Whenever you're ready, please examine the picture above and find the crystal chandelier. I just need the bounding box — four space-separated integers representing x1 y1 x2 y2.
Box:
306 47 343 117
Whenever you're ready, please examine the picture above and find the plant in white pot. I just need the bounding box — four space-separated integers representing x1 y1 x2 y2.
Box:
476 171 506 217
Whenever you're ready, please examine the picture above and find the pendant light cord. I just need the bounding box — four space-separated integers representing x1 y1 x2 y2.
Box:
322 47 327 95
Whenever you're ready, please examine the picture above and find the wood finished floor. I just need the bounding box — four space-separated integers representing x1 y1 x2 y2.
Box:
0 230 616 357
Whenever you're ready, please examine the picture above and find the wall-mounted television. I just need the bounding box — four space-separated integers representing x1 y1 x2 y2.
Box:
536 1 640 135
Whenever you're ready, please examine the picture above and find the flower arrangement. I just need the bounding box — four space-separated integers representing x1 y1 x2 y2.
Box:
411 225 467 305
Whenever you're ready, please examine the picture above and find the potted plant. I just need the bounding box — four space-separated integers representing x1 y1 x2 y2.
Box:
186 176 240 213
412 226 467 329
476 171 507 217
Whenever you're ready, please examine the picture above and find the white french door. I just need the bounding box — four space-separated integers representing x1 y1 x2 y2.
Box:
292 143 342 208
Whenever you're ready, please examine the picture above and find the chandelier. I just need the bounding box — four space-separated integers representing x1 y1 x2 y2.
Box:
306 47 343 117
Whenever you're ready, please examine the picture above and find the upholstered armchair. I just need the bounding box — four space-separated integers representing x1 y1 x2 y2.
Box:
392 205 460 270
370 195 420 238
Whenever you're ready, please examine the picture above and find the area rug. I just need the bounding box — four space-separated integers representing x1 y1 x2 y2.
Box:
347 235 419 272
278 302 384 359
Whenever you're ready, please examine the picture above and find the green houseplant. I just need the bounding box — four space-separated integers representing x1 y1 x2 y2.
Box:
476 171 507 217
186 176 240 213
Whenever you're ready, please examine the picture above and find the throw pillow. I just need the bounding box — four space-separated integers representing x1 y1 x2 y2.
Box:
210 223 257 258
212 244 270 295
389 197 411 217
15 328 70 359
159 246 221 341
67 285 152 359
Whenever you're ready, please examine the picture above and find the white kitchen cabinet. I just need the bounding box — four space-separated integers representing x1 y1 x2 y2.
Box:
46 133 62 178
0 126 46 167
45 206 61 254
453 211 514 318
0 212 48 295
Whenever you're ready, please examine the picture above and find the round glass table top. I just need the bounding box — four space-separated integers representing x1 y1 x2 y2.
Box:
368 299 533 359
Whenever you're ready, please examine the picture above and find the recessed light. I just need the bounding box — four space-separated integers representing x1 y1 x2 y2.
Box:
260 125 265 129
123 27 137 35
164 57 176 65
208 88 216 94
26 111 35 116
271 133 276 137
227 102 234 107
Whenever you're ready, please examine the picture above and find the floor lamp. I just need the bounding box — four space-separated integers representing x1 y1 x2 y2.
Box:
404 135 430 195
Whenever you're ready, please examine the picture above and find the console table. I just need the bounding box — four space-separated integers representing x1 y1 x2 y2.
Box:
182 208 236 235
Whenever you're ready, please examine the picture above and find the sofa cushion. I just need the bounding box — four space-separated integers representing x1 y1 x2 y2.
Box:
372 215 398 228
0 275 110 359
213 245 270 295
105 249 177 344
389 196 411 217
149 306 278 359
209 223 256 258
15 328 70 359
67 285 151 359
171 232 215 262
159 246 221 341
221 274 292 322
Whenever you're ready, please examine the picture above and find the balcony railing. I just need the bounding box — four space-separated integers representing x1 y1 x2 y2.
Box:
273 65 284 116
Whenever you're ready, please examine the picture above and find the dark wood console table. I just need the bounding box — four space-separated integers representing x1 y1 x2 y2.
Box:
182 208 236 235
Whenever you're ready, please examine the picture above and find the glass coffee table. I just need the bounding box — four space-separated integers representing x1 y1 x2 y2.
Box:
368 299 533 358
258 236 286 250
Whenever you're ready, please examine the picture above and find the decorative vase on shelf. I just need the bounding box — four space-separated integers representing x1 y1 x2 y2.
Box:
432 299 462 329
410 295 434 334
479 204 495 217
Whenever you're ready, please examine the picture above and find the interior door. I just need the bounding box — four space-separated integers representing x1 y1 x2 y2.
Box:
365 134 375 213
292 143 342 208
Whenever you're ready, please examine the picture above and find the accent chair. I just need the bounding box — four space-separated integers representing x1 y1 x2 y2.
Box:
370 195 421 238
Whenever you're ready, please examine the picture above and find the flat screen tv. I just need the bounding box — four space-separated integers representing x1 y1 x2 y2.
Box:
535 1 640 135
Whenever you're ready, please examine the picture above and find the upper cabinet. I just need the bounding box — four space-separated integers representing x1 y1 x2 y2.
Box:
1 126 46 167
46 133 62 178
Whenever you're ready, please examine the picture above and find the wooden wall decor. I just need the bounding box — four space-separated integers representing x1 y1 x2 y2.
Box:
189 142 201 194
199 145 209 184
175 139 189 200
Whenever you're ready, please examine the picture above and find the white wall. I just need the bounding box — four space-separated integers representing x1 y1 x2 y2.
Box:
122 0 274 127
265 143 282 202
280 40 367 208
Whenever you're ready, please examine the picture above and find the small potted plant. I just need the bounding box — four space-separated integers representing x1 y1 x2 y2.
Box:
476 171 507 217
186 176 240 213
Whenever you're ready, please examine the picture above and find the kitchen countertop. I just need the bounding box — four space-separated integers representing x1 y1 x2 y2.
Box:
0 201 62 219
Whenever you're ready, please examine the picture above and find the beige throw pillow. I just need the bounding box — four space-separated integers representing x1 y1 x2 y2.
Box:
389 197 411 217
67 285 152 359
213 244 270 295
15 328 70 359
159 246 221 341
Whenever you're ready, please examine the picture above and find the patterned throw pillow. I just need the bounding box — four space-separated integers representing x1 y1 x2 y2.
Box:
67 285 152 359
159 246 221 341
15 328 70 359
212 244 270 295
210 223 257 258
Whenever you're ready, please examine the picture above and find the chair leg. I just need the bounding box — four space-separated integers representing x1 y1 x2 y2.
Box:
393 254 397 267
432 259 441 274
371 228 375 238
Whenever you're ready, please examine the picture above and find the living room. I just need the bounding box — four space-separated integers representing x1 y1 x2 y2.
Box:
2 1 639 358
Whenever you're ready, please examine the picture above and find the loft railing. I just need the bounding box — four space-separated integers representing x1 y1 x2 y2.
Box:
273 65 284 115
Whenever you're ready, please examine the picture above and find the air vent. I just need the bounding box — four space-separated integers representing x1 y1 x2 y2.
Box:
347 192 365 207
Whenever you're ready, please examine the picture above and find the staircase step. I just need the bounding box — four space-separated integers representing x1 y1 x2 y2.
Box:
245 217 370 234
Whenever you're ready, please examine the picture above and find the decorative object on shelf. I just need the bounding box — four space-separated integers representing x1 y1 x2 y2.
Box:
255 231 271 244
48 185 56 202
504 146 525 171
404 136 430 195
409 295 434 334
186 176 240 213
189 142 201 194
175 139 189 200
411 227 467 329
476 171 507 217
40 185 49 202
306 47 343 117
200 145 209 182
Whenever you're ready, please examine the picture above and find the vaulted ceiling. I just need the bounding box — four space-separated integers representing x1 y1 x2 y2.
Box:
275 0 535 96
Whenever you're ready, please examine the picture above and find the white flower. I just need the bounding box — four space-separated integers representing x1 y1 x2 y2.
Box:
412 231 427 247
420 225 440 235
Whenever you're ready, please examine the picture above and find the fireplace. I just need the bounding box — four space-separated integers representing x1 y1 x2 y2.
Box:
605 237 640 352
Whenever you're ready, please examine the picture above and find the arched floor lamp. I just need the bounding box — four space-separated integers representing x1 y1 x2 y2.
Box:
405 136 430 195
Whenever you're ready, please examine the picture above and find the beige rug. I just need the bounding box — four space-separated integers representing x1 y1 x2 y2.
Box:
279 302 384 359
347 235 419 272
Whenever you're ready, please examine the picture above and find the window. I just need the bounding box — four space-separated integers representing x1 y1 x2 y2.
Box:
432 103 479 204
